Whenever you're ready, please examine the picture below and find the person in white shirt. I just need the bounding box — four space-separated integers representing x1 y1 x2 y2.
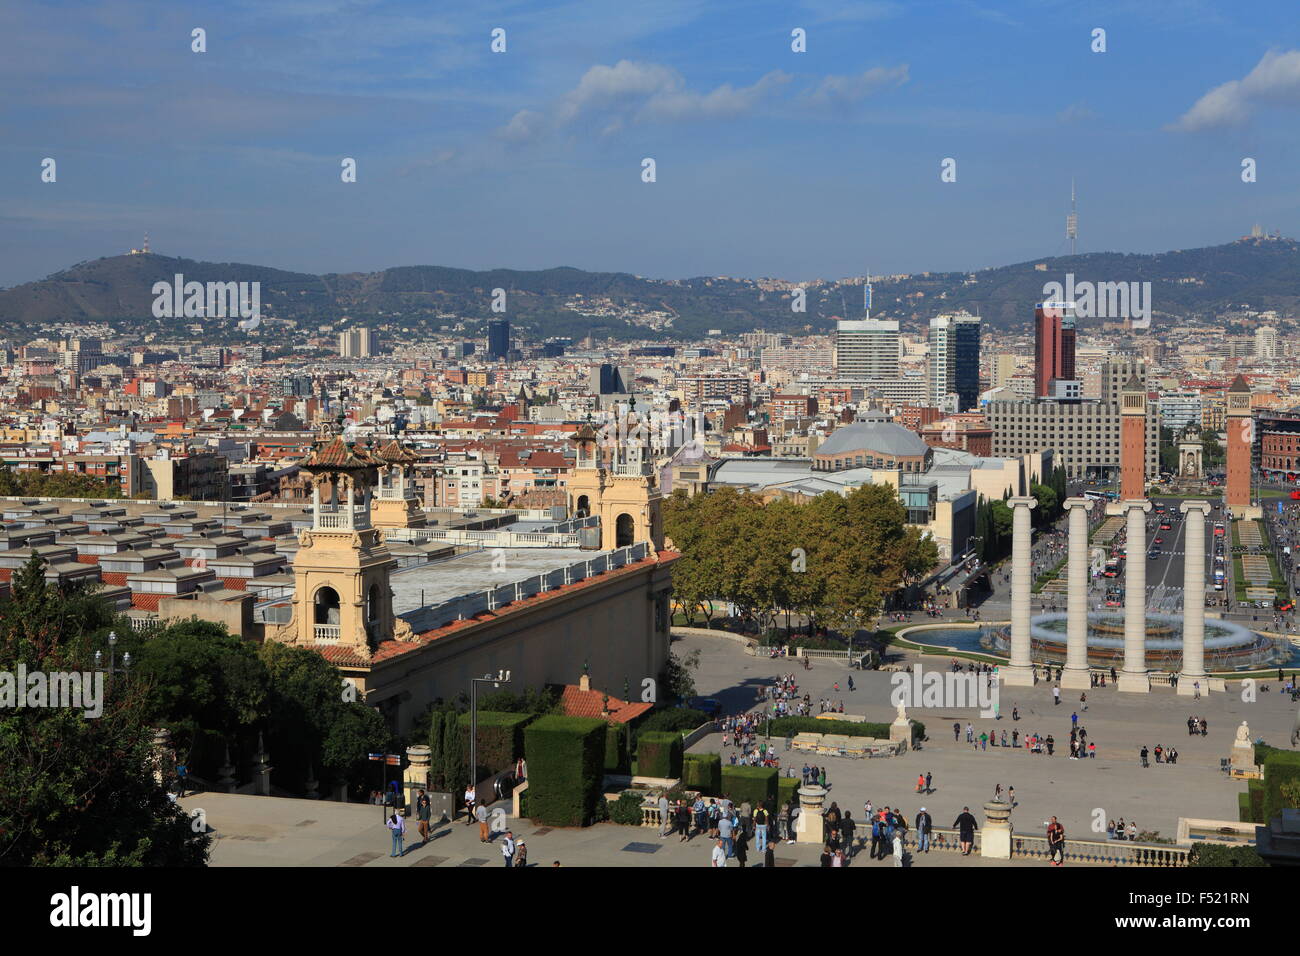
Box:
501 831 516 867
711 839 727 867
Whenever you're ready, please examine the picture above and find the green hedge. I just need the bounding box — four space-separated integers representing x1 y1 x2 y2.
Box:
760 715 926 742
457 711 534 782
721 765 777 808
604 723 630 774
1262 750 1300 822
1188 843 1267 867
1241 780 1265 823
523 716 606 827
683 753 722 795
636 731 683 779
636 707 710 738
777 775 799 810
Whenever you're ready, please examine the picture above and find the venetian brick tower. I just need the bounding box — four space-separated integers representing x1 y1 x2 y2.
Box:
1226 374 1252 512
1120 374 1147 501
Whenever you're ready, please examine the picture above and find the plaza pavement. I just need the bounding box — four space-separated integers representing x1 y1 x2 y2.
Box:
183 630 1291 868
180 790 1042 867
680 631 1297 847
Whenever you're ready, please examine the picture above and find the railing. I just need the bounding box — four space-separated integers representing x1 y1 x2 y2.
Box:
313 624 341 642
315 507 371 530
1011 833 1189 866
398 542 652 632
129 616 164 633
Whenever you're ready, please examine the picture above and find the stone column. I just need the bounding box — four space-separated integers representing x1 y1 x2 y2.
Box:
794 785 828 844
1001 496 1038 687
1061 497 1094 690
1118 499 1152 693
1178 500 1212 695
981 800 1012 859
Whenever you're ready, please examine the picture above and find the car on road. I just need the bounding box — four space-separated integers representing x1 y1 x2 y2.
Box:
686 697 723 717
1160 522 1172 530
1154 537 1164 544
1149 549 1161 559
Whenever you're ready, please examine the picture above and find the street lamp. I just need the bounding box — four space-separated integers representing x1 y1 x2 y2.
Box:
470 669 511 800
93 630 131 687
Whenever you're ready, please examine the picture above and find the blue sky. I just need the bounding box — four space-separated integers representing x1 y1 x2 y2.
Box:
2 0 1299 288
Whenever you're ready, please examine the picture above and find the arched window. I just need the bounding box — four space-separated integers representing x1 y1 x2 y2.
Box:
615 513 635 548
576 494 590 517
313 586 340 626
366 583 381 623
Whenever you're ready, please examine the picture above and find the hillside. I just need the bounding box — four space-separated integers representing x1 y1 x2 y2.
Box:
0 236 1295 341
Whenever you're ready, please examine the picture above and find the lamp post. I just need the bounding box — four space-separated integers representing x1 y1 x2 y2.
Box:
93 630 131 690
470 669 511 798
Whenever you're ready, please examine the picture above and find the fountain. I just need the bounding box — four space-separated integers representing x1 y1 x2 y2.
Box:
907 612 1289 671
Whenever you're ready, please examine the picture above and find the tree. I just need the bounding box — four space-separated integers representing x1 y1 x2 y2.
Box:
664 647 701 701
0 556 209 865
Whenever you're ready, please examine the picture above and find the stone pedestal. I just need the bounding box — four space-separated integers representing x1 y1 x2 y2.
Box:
1061 497 1094 691
1118 500 1152 693
1178 501 1212 695
1002 496 1038 687
1230 721 1255 775
981 799 1012 859
889 703 913 751
794 785 828 844
404 745 432 815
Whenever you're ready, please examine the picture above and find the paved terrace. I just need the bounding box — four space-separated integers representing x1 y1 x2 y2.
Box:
181 791 1046 867
681 633 1293 845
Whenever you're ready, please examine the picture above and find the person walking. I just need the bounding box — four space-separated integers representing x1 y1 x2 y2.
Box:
953 721 961 742
463 784 476 826
842 811 857 858
386 808 406 858
659 793 671 839
718 810 734 858
915 807 932 853
753 804 769 854
953 806 978 855
924 771 932 794
513 839 527 868
734 828 750 868
1047 816 1065 866
870 812 883 860
475 801 490 842
892 828 905 867
1053 685 1061 706
1140 745 1149 768
711 838 727 867
415 789 432 845
500 830 516 868
916 773 925 793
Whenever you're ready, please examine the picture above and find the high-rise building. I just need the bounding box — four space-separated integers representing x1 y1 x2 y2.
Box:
1255 326 1279 359
927 315 955 409
952 313 981 411
834 318 899 379
590 364 634 395
1034 302 1077 398
338 328 375 359
487 319 510 361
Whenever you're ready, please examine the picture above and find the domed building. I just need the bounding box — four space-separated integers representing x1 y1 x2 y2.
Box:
812 412 933 474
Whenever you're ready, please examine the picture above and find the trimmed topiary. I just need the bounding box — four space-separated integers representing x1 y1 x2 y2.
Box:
636 731 683 779
523 715 606 827
682 752 722 795
721 765 777 808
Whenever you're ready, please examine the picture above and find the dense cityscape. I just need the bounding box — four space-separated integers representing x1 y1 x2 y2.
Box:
4 0 1298 936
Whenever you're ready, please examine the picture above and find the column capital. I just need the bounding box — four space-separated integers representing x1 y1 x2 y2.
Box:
1063 496 1094 512
1007 496 1038 510
1180 499 1213 517
1121 499 1152 514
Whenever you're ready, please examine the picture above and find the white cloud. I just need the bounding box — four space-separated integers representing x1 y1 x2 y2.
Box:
807 65 910 107
1168 48 1300 132
499 60 792 142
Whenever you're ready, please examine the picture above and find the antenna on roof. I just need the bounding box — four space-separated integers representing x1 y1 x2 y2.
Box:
1066 180 1077 256
864 272 873 318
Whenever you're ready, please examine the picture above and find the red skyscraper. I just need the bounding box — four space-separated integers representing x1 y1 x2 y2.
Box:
1034 303 1077 398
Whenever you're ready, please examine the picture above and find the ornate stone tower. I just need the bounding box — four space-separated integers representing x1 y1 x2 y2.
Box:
1226 374 1252 512
568 414 664 551
269 437 404 660
370 439 427 529
1120 374 1147 501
